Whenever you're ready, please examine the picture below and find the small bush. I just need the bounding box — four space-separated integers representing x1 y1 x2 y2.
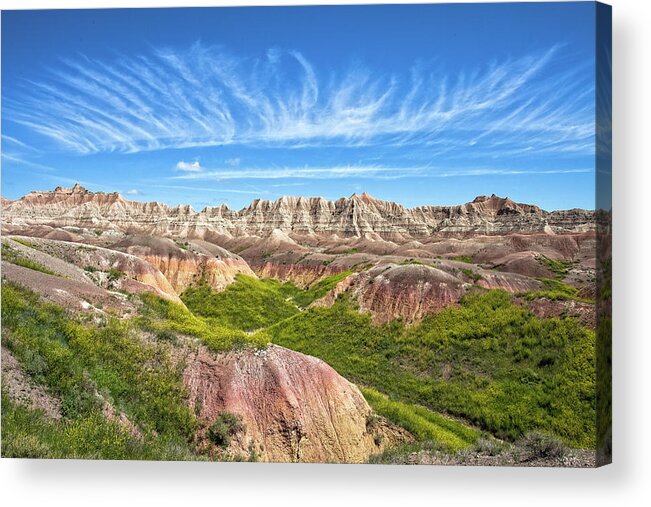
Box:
107 268 125 282
366 413 381 432
207 412 245 448
538 256 572 279
518 431 568 459
155 329 177 343
473 437 505 456
460 267 483 281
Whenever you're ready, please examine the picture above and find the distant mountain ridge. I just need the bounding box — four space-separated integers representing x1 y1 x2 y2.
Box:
2 184 595 239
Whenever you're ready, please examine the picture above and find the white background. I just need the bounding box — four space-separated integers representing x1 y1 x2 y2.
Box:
1 0 649 505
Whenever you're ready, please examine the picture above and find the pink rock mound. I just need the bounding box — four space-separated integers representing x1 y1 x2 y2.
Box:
112 236 255 294
315 264 466 324
184 345 386 463
12 236 182 304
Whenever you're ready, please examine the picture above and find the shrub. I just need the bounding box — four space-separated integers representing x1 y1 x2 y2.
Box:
366 413 381 432
538 256 573 279
460 267 483 281
472 437 505 456
518 431 568 459
207 412 245 448
107 268 125 281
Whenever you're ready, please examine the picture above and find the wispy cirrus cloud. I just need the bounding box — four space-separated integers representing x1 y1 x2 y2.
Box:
2 43 594 158
151 184 268 195
173 164 591 181
174 165 423 181
2 135 36 151
1 151 57 172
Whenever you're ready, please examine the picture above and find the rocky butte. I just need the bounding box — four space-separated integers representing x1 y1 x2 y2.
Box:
2 184 595 240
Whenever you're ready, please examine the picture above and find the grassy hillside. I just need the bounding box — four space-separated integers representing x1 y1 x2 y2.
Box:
1 242 58 276
266 290 596 448
182 275 301 331
290 270 353 308
137 292 266 351
2 394 198 460
362 387 482 451
3 272 597 458
180 276 596 448
181 271 353 329
1 283 200 459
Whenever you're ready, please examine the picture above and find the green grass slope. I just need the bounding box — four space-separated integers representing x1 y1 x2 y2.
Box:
1 242 59 276
182 275 301 331
266 290 596 448
1 283 202 459
2 267 597 459
362 387 481 451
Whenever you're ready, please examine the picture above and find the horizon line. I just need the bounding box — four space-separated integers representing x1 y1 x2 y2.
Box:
2 183 596 213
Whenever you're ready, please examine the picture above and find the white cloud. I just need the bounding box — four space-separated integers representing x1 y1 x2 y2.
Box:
1 151 57 172
174 165 421 181
173 164 592 181
225 157 240 167
151 184 267 195
175 160 203 172
3 43 595 159
124 189 141 195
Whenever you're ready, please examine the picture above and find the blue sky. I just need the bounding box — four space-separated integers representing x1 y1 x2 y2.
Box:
2 3 598 210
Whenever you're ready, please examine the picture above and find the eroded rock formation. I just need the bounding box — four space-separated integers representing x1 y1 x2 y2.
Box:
2 185 596 239
111 236 255 294
184 344 402 463
313 264 467 324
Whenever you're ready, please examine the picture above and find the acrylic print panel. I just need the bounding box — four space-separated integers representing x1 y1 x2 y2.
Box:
0 2 611 466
